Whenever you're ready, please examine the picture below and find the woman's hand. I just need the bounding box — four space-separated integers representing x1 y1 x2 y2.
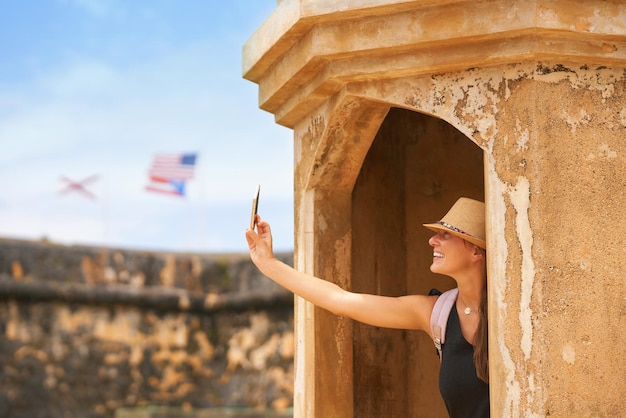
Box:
245 214 275 269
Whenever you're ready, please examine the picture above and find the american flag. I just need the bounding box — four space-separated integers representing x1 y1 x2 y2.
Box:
145 153 197 196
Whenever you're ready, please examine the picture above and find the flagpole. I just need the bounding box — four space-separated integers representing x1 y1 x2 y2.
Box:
102 174 109 248
194 151 205 253
183 194 190 253
198 154 206 252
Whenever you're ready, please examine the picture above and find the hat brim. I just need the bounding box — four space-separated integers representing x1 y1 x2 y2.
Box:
423 223 486 250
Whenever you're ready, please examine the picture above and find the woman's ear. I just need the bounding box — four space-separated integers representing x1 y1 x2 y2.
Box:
472 245 486 260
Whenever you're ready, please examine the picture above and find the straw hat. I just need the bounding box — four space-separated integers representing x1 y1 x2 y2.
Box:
423 197 486 249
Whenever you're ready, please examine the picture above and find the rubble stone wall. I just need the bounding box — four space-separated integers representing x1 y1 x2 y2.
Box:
0 238 295 418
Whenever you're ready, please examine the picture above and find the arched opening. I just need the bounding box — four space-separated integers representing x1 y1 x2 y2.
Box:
351 107 484 417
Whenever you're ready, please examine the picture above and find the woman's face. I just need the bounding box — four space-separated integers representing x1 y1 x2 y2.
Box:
428 230 476 276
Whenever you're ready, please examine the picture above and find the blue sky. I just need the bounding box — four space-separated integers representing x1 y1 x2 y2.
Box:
0 0 295 253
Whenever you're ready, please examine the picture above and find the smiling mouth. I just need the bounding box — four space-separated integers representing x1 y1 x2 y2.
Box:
433 251 444 259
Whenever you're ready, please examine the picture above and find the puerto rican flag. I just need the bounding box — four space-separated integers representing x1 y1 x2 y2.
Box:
145 153 197 196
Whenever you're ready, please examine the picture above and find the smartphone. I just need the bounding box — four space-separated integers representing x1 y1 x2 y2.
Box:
250 184 260 230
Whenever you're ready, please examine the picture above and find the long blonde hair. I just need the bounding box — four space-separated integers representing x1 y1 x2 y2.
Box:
472 245 489 383
474 280 489 383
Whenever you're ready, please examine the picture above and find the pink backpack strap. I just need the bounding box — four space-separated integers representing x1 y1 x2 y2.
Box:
430 288 459 361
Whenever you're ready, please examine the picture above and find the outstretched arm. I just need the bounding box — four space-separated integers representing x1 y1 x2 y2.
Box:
245 216 436 333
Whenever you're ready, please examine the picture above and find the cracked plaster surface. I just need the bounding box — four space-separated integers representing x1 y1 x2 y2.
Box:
315 61 626 416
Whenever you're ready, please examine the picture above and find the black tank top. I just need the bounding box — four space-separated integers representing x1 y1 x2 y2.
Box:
439 306 490 418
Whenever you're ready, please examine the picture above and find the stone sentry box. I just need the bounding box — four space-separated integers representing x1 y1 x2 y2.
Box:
243 1 626 417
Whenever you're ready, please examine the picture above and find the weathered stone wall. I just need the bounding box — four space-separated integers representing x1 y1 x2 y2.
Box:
0 238 295 418
243 1 626 416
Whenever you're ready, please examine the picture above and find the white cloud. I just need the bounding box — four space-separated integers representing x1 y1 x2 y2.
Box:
1 40 293 195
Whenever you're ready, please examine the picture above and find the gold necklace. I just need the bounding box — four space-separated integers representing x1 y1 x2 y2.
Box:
460 299 476 315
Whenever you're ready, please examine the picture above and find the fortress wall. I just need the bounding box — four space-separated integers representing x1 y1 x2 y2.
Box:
0 239 295 418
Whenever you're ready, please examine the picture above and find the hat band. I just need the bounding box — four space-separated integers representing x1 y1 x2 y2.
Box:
436 221 476 239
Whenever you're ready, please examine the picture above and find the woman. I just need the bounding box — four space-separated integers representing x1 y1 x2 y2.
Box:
245 197 489 417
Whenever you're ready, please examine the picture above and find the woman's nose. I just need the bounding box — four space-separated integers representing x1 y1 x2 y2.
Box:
428 233 438 246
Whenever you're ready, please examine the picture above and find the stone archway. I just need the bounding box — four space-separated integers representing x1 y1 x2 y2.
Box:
351 108 484 417
294 102 484 417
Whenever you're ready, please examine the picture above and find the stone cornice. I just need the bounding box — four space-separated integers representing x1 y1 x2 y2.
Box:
243 0 626 127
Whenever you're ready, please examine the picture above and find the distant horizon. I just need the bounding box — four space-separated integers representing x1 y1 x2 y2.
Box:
0 233 294 256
